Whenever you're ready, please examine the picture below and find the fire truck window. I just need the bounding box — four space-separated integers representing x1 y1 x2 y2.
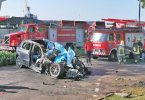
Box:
90 33 107 42
38 27 45 33
4 36 10 44
116 34 121 40
29 27 35 33
19 26 27 32
108 34 114 41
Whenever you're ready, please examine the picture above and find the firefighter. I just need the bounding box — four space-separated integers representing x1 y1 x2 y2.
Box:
137 39 143 60
84 38 93 65
132 38 140 63
117 40 126 64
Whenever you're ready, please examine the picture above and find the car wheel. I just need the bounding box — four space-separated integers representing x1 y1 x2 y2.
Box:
49 63 65 79
16 56 23 68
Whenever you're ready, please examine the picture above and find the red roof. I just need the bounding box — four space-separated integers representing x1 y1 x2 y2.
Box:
136 23 145 26
0 17 7 21
102 18 136 24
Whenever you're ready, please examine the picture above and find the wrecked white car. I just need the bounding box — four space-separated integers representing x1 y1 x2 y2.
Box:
16 39 90 80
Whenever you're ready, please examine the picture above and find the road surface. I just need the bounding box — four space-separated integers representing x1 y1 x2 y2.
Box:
0 58 145 100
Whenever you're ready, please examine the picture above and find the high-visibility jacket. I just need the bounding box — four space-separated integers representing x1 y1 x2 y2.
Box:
133 42 140 54
117 45 125 55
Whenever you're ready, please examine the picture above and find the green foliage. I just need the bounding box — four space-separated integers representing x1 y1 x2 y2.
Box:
125 87 145 96
105 94 145 100
105 86 145 100
141 0 145 8
0 51 16 66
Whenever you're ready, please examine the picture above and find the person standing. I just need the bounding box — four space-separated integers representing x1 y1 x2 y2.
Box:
137 39 143 60
117 40 126 64
84 38 93 65
132 38 140 64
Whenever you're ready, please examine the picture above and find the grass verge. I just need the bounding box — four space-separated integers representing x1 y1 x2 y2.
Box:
0 51 16 66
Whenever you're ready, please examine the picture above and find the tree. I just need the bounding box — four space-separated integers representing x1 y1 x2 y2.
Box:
140 0 145 8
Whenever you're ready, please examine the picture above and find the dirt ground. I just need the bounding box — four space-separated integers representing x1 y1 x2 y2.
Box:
0 58 145 100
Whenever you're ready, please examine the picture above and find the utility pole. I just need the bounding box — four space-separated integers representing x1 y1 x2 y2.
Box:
0 0 6 11
139 0 141 31
25 0 30 16
24 0 37 19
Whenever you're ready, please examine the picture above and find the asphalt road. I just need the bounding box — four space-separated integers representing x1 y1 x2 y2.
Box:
0 58 145 100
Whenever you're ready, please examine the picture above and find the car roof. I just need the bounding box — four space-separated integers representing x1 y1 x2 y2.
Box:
22 39 40 45
22 39 55 47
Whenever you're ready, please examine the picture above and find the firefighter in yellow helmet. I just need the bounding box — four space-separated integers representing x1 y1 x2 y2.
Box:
117 40 126 64
132 38 140 63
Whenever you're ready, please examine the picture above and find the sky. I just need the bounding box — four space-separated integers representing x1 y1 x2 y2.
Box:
0 0 145 21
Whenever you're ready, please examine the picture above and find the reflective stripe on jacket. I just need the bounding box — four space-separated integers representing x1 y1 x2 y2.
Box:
133 43 140 54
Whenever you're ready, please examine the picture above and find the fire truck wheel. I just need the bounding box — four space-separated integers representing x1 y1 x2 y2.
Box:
16 56 23 68
49 63 65 79
108 51 117 61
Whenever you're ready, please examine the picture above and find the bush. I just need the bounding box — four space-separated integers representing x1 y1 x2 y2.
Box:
0 51 16 66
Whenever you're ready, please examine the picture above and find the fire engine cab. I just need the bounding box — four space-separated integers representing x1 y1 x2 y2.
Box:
88 19 144 61
4 24 48 48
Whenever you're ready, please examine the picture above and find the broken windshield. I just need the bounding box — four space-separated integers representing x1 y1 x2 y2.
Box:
90 32 107 42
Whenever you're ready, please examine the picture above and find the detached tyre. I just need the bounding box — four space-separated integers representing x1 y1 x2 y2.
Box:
16 56 23 68
49 63 65 79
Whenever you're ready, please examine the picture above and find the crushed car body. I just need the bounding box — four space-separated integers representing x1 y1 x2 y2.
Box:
16 39 90 80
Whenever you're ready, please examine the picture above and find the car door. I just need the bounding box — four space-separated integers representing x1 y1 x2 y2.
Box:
30 43 44 73
16 41 32 67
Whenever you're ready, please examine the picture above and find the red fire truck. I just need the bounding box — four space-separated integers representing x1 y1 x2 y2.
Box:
88 20 144 61
2 21 87 50
3 24 48 48
48 20 87 47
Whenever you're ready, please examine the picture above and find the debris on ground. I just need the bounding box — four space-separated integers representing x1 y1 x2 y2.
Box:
42 82 55 85
92 94 97 98
132 81 145 87
114 92 132 98
94 88 99 93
